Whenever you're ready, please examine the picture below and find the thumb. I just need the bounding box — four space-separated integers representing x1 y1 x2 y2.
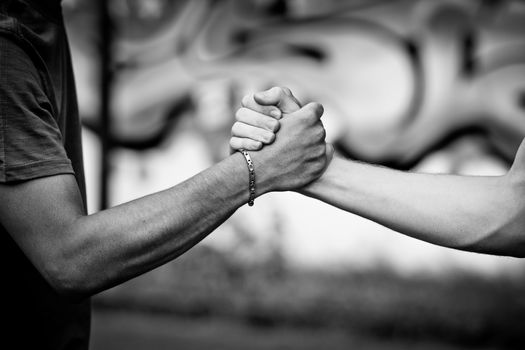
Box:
254 87 301 114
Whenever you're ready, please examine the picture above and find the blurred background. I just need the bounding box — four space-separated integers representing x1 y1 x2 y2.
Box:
62 0 525 349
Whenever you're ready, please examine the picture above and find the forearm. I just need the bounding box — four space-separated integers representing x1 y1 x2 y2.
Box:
64 153 254 296
302 156 525 257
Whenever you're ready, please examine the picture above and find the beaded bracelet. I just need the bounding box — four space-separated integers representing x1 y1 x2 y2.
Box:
238 149 256 206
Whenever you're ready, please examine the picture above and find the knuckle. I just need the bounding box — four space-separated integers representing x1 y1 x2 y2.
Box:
232 121 243 135
311 125 322 138
262 131 275 143
315 166 325 178
318 127 326 140
315 145 325 157
238 107 255 122
309 142 324 156
229 137 238 149
267 119 280 132
271 86 285 97
306 102 324 117
235 108 245 121
313 102 324 116
241 94 253 107
276 86 288 95
251 140 263 150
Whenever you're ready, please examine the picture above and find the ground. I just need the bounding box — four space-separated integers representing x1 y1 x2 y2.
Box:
90 309 503 350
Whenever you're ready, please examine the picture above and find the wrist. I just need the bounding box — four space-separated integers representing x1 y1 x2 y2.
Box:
247 150 275 196
237 149 256 206
299 155 340 197
236 149 277 205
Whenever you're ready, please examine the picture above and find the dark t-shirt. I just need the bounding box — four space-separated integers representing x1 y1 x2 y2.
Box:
0 0 90 349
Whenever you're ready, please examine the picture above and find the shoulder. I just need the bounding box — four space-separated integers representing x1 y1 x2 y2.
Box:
0 35 46 99
0 34 54 125
0 33 55 115
0 34 39 72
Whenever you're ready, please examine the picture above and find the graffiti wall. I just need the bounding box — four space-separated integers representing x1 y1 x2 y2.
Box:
65 0 525 275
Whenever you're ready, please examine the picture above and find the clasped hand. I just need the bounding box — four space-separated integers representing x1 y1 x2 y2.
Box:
229 87 334 193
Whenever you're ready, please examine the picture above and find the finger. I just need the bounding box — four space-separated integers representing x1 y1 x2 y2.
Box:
280 87 302 107
293 102 324 122
229 137 263 152
231 122 276 144
236 108 280 133
325 143 335 164
253 87 301 114
241 94 282 119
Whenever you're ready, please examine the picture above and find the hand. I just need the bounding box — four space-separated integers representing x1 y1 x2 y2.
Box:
230 87 302 153
251 102 333 193
231 87 334 193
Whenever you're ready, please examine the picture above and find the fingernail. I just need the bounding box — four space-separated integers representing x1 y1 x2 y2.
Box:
270 109 281 119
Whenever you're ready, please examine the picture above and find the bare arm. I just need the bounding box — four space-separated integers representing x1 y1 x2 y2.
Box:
0 103 329 299
1 157 250 298
232 87 525 257
303 146 525 257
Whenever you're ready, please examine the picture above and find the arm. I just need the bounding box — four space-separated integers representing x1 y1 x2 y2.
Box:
232 87 525 257
0 103 329 300
303 149 525 257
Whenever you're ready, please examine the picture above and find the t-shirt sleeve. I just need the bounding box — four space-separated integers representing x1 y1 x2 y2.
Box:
0 35 74 182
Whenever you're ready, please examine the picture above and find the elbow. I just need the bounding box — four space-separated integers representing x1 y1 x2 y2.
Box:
41 224 110 300
455 227 525 258
492 227 525 258
40 242 103 301
454 209 525 258
457 175 525 258
32 219 110 300
43 260 95 301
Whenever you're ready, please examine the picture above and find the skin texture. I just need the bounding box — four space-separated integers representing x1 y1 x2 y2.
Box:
231 87 525 258
0 101 329 300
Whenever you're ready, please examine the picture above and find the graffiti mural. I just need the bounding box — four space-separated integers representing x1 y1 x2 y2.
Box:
65 0 525 273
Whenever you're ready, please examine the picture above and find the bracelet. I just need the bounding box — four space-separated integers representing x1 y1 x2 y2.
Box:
238 149 256 206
